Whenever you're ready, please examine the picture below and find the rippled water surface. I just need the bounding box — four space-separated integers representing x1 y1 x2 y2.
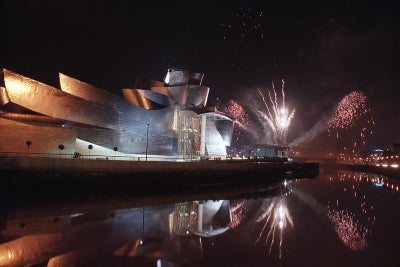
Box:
1 170 400 266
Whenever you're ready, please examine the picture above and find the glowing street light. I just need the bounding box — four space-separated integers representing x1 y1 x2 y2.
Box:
145 123 149 161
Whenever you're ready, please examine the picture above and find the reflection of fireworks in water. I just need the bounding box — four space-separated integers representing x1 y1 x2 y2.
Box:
326 172 377 251
328 209 370 251
257 79 295 145
328 91 374 147
223 99 249 141
229 200 248 229
255 197 293 259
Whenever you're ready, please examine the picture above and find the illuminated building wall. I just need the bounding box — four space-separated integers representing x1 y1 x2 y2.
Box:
0 68 233 158
0 117 77 156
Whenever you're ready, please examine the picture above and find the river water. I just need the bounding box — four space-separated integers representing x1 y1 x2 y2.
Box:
1 169 400 266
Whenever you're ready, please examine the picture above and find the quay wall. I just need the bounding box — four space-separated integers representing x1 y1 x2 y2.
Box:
0 157 320 179
0 157 290 173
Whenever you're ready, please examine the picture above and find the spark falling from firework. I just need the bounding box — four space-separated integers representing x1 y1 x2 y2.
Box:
254 196 294 259
257 80 295 145
223 99 249 142
290 90 374 151
328 91 374 139
224 99 249 128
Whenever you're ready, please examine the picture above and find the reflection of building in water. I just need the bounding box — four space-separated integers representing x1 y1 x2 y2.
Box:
0 68 233 158
168 202 198 237
161 200 231 265
0 200 232 266
168 200 231 238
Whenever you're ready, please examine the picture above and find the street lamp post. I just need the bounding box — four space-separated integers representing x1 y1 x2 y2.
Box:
145 123 149 161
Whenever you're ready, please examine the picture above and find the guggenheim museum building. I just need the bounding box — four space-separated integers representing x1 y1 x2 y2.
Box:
0 68 234 160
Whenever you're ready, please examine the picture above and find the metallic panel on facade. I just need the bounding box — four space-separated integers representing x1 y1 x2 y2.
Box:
0 112 66 125
75 126 174 155
152 85 189 106
150 86 173 98
205 120 228 157
59 72 175 134
189 72 204 85
0 67 233 158
164 69 190 86
0 118 77 156
134 77 165 90
194 112 233 157
0 87 10 106
3 68 176 134
59 73 121 110
187 85 209 108
2 69 119 130
150 80 164 88
122 89 172 110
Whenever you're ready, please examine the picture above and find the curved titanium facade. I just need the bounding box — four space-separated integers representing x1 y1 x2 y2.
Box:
151 86 189 106
3 69 119 130
0 117 77 156
187 85 209 108
122 89 172 110
59 73 121 110
0 68 233 158
164 68 189 86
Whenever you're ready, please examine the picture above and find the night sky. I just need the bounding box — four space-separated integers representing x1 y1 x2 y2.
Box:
1 0 399 150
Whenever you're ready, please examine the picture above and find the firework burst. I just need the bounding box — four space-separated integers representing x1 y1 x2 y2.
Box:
223 99 249 142
257 80 295 145
224 99 249 127
328 91 369 130
328 91 374 150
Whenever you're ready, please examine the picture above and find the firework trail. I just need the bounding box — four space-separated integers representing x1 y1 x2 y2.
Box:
254 196 294 259
257 80 295 145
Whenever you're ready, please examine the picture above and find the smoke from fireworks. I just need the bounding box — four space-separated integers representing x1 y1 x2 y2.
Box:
290 90 374 150
257 80 295 145
289 114 329 147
